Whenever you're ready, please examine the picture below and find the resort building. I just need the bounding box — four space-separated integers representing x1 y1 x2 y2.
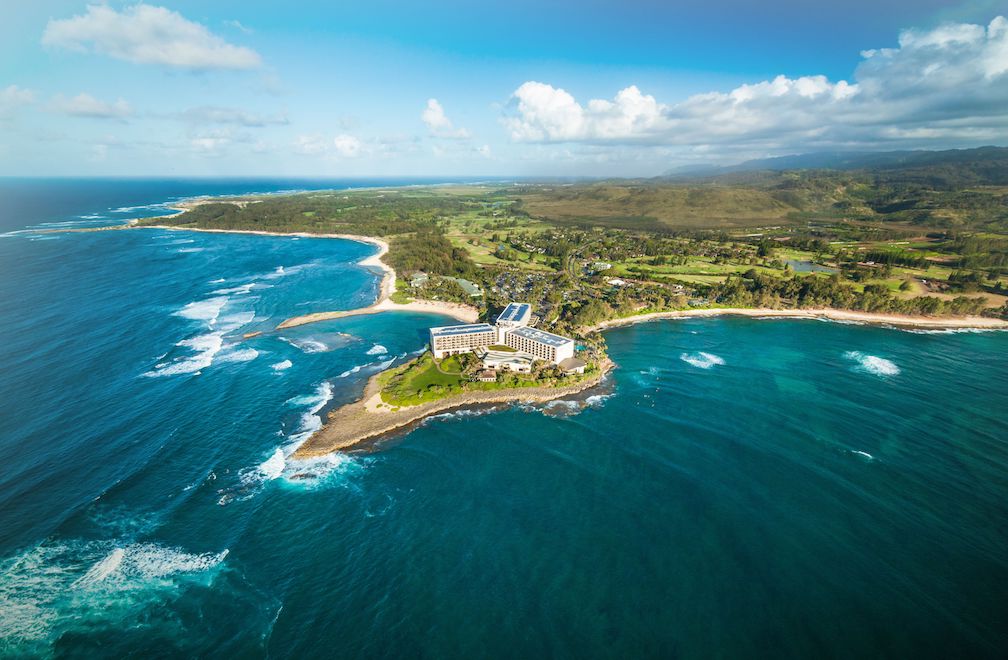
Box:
504 326 575 364
478 348 535 373
429 323 497 358
495 302 532 329
428 303 577 367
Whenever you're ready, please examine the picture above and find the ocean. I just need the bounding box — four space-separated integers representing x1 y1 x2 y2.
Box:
1 179 1007 658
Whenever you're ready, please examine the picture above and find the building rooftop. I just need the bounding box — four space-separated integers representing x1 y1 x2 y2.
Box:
558 357 587 372
443 277 483 297
508 325 573 347
429 323 495 338
496 302 531 324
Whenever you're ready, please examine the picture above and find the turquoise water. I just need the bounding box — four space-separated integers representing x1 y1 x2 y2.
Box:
1 182 1007 657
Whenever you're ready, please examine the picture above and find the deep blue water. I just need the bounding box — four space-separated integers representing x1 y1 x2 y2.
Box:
1 181 1007 658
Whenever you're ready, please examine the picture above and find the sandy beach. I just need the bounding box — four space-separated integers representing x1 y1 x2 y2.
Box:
583 307 1008 333
141 224 480 328
292 360 613 458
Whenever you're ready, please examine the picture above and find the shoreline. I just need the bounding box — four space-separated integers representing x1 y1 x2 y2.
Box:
583 307 1008 333
141 224 479 327
292 360 614 458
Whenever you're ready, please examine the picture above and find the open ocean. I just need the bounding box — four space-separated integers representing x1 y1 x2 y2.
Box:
1 179 1007 658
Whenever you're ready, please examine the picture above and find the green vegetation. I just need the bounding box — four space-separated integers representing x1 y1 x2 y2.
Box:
378 351 601 407
147 148 1008 329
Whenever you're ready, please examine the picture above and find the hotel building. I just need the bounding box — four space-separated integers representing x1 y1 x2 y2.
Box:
503 326 575 364
428 303 576 366
429 323 498 358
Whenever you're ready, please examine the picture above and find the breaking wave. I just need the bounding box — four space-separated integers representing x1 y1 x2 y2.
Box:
843 351 900 376
174 297 228 325
366 344 388 355
271 359 293 371
0 540 227 649
680 351 725 369
279 337 329 354
217 348 259 363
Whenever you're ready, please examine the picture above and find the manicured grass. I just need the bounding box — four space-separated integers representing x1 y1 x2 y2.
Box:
487 344 516 352
380 354 465 406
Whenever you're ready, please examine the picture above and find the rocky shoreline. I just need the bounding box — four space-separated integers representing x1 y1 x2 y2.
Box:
291 359 614 457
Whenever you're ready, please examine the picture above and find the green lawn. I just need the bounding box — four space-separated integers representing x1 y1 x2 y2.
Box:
380 354 465 406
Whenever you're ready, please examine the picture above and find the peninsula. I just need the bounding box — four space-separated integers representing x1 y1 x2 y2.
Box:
123 155 1008 452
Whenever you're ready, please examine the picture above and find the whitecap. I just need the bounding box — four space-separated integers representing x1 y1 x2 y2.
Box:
73 548 125 587
680 351 725 369
338 365 364 378
906 327 1006 335
176 247 205 254
174 297 228 325
585 393 613 408
212 283 255 296
279 337 328 353
366 344 388 355
218 348 259 363
850 449 875 461
271 359 293 371
843 351 899 376
0 540 228 646
144 332 224 377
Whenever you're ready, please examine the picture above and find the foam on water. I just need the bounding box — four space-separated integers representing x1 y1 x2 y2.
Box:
906 327 1006 335
175 297 229 325
366 344 388 355
144 332 224 377
585 392 613 408
338 365 364 378
680 351 726 369
843 351 900 376
271 359 293 371
279 337 329 353
218 348 259 363
212 283 255 296
0 540 228 649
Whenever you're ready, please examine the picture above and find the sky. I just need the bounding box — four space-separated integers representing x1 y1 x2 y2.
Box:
1 0 1006 177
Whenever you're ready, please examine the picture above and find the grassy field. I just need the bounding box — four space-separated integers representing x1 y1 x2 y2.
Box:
380 354 465 406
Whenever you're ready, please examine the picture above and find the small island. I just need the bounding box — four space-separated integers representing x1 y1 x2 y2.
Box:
293 303 611 457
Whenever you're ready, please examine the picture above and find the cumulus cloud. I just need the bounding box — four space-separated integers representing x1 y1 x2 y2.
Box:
42 4 261 71
0 85 35 118
294 133 366 158
333 134 363 157
178 105 287 127
422 98 470 138
504 16 1008 155
52 93 132 119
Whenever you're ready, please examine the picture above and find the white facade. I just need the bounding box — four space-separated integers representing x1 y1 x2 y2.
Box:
428 304 575 365
429 323 497 358
503 326 575 364
481 350 535 373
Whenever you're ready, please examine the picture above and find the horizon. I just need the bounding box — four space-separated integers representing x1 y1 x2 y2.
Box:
2 1 1007 177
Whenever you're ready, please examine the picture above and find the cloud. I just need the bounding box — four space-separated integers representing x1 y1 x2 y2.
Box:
294 133 366 158
52 93 132 120
504 15 1008 156
333 134 363 157
42 4 261 71
178 105 287 127
422 98 470 138
0 85 35 118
